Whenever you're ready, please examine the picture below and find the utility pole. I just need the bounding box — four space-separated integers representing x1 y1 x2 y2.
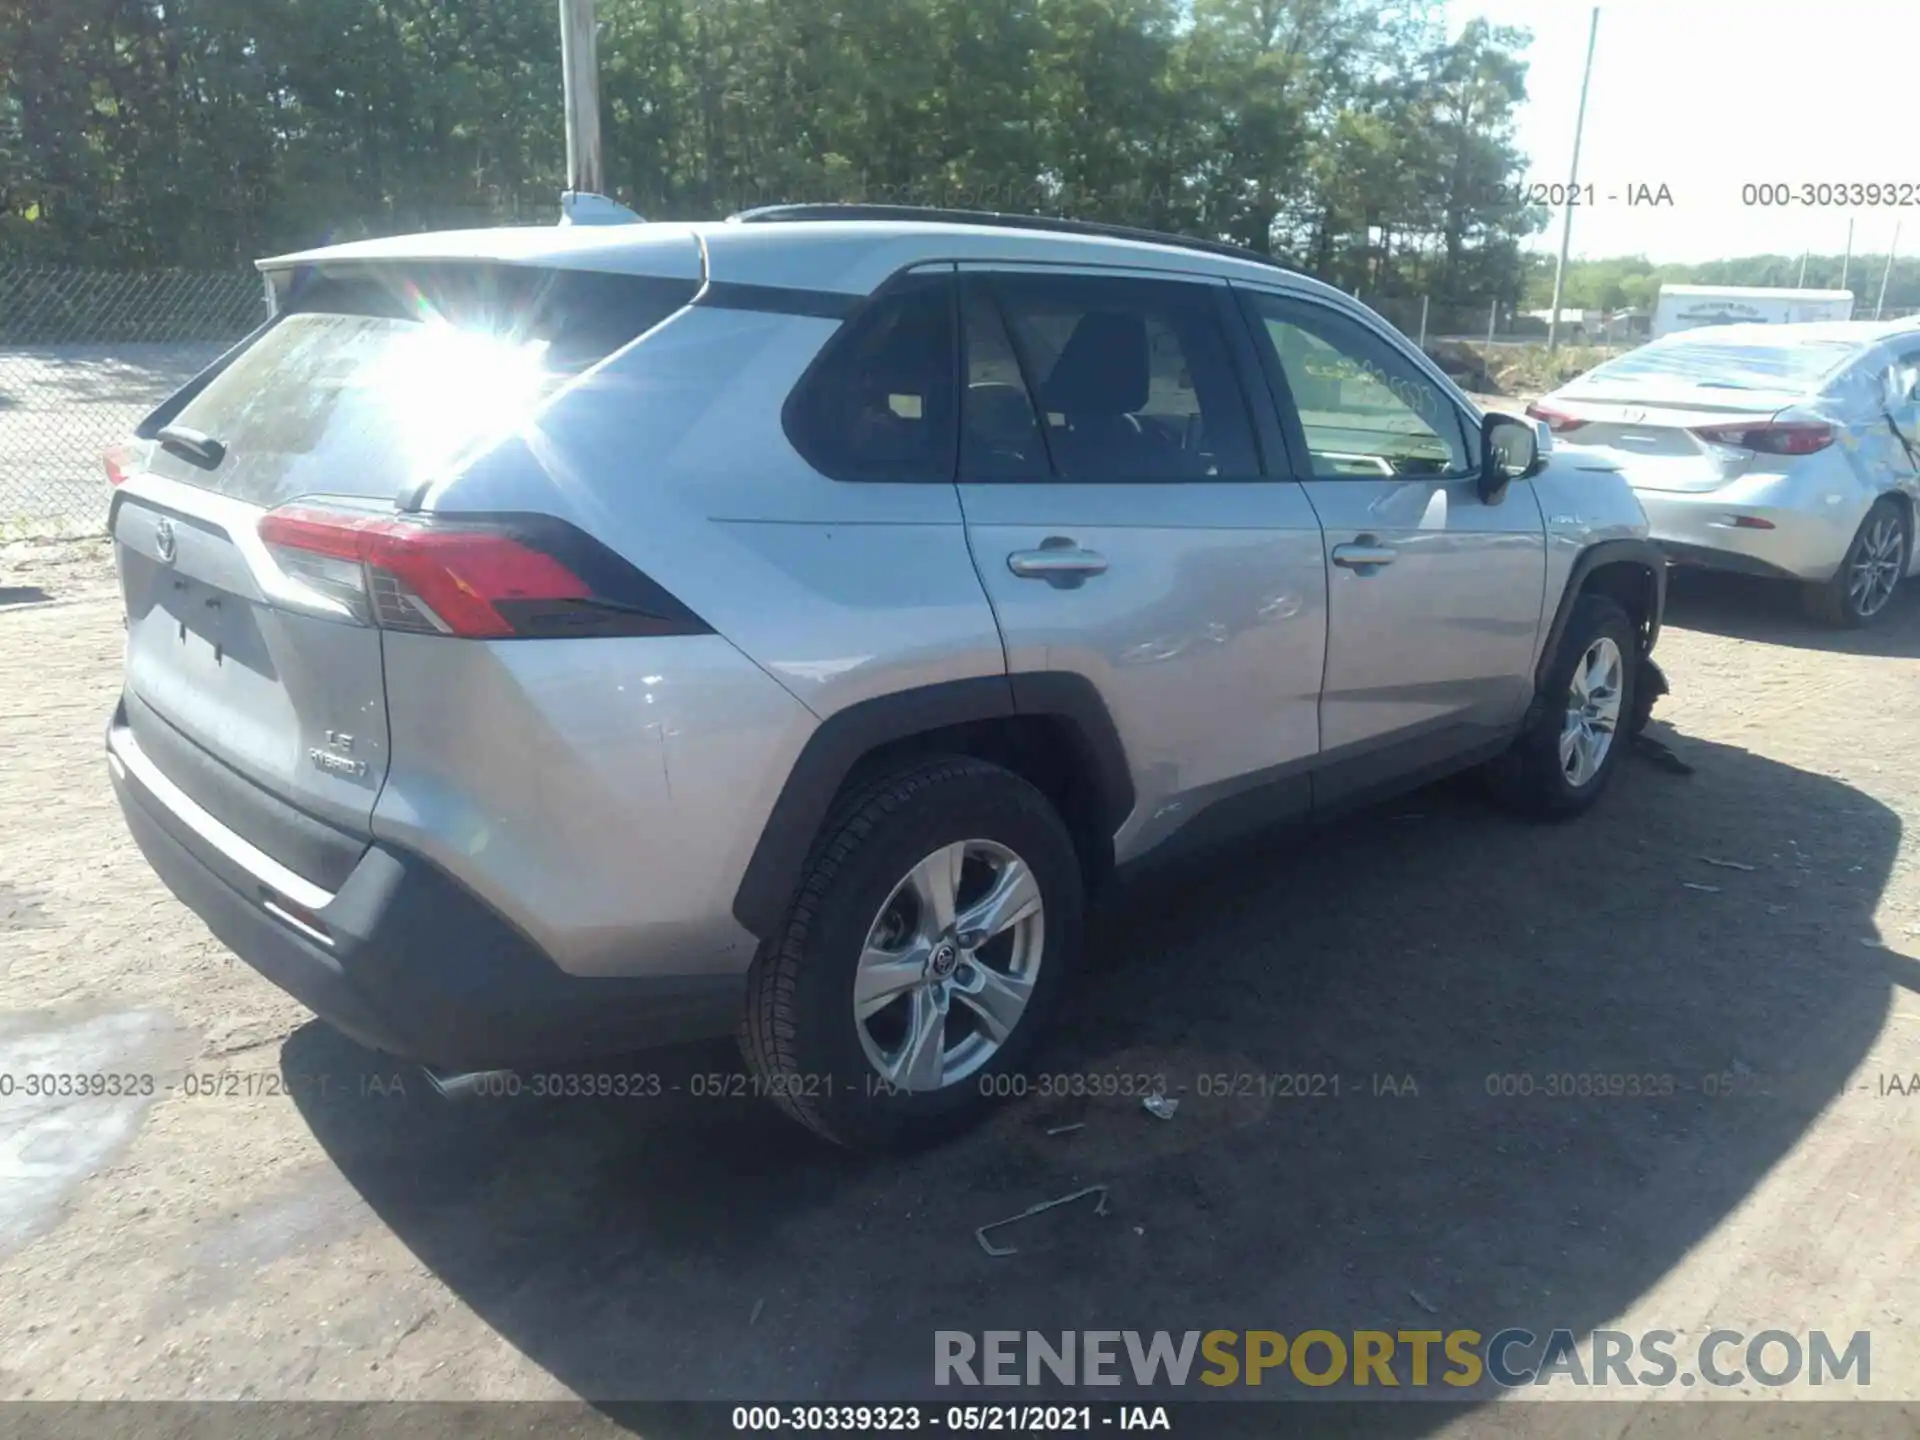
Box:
1841 217 1854 291
1796 249 1808 287
555 0 637 222
1547 6 1600 354
559 0 610 219
1877 220 1902 320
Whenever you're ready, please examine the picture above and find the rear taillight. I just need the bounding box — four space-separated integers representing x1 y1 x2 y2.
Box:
257 505 710 640
1525 402 1588 434
1691 421 1834 455
104 442 136 486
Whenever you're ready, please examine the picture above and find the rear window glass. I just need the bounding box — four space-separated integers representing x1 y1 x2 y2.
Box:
783 273 957 482
152 266 697 506
1583 337 1861 392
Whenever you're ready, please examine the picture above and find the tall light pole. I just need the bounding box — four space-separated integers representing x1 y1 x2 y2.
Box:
1547 7 1600 354
559 0 606 214
555 0 637 222
1877 220 1903 320
1841 217 1854 291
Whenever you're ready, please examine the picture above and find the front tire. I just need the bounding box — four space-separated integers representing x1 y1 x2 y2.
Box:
1486 593 1638 819
1804 497 1909 628
740 756 1083 1150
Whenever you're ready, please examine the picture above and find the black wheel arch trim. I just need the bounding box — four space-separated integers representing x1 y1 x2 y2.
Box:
731 673 1134 940
1535 537 1667 692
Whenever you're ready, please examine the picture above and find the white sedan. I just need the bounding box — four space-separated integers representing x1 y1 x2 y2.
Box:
1529 319 1920 626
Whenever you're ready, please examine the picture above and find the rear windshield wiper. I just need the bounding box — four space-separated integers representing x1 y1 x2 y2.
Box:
157 423 227 469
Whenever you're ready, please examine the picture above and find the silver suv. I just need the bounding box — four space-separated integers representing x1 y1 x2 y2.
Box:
104 206 1666 1149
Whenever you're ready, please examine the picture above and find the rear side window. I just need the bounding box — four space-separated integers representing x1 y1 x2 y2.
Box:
783 273 958 482
974 273 1259 481
961 283 1049 480
150 265 698 506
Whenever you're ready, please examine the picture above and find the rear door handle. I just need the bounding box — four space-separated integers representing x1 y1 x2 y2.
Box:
1008 540 1109 587
1331 541 1397 570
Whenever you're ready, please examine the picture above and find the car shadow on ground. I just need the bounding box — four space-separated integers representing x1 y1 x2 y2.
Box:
1663 567 1920 658
288 727 1906 1429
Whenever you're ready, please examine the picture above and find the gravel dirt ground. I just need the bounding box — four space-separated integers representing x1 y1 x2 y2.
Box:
2 538 1918 1426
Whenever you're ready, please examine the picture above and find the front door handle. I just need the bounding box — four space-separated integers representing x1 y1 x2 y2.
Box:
1008 539 1109 587
1331 541 1397 570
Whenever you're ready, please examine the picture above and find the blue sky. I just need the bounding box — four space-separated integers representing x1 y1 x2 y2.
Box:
1443 0 1915 263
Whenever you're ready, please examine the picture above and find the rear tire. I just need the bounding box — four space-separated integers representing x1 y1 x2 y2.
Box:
1803 497 1909 628
740 756 1083 1151
1486 593 1638 820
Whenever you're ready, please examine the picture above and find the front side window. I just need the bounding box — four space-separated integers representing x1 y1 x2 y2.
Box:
784 273 957 482
964 272 1259 481
1244 292 1470 479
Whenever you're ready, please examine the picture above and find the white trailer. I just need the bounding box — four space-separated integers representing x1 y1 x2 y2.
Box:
1651 285 1855 340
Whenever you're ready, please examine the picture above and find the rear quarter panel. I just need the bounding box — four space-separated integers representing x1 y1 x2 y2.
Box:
398 294 1008 977
374 631 816 979
423 302 1008 717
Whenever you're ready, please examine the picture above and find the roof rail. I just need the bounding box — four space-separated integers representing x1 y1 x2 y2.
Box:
727 203 1290 275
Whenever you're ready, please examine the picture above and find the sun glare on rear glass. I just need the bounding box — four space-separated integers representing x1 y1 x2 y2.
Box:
360 314 555 484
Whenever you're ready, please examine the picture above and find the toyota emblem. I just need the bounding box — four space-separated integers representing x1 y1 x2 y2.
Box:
154 517 177 564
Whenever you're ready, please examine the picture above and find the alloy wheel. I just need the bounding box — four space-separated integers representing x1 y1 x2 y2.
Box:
1847 511 1907 619
853 839 1044 1092
1560 635 1624 788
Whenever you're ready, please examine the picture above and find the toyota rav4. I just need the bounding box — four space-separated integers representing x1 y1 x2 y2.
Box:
104 206 1666 1148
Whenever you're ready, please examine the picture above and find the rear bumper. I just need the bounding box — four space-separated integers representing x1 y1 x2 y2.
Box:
109 714 741 1069
1635 486 1859 583
1653 540 1805 582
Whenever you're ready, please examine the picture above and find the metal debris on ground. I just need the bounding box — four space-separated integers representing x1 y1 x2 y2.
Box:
1632 734 1696 775
1699 856 1758 872
1682 882 1721 893
1141 1092 1179 1121
975 1185 1110 1258
1044 1122 1085 1137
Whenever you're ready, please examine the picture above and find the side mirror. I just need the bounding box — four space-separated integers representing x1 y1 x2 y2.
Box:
1479 412 1543 502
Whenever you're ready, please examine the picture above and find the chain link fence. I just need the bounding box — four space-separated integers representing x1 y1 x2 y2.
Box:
1 268 267 539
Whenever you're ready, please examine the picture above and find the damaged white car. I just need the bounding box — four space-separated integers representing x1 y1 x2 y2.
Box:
1529 319 1920 627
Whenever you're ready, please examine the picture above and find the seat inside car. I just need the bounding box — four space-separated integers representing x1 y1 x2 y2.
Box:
1039 310 1180 477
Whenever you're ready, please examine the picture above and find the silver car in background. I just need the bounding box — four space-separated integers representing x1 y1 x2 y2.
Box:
1529 320 1920 626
